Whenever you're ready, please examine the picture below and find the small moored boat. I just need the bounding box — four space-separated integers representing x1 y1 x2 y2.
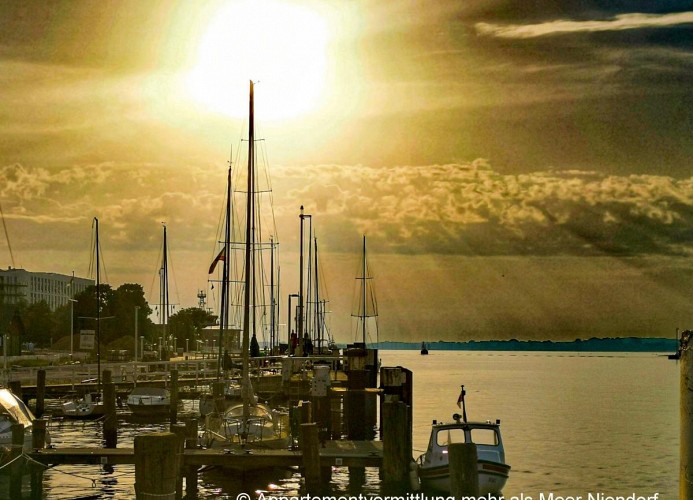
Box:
420 342 429 355
417 386 510 495
61 392 105 419
127 387 171 417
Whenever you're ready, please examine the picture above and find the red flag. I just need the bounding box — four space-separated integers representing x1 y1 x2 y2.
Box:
208 247 226 274
456 386 464 408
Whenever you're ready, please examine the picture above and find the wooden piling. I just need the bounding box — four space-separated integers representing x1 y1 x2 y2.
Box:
382 400 410 491
103 379 117 448
134 432 183 500
35 369 46 418
681 334 692 499
171 424 187 499
346 369 367 488
212 381 225 413
10 423 24 499
30 419 46 499
184 418 199 499
449 443 479 499
330 394 342 440
170 369 179 425
301 422 321 492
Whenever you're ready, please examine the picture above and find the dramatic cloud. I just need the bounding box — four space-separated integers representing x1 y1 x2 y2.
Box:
276 161 693 257
475 12 693 39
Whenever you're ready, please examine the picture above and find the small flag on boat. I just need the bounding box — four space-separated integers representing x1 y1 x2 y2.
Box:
457 385 465 408
208 247 226 274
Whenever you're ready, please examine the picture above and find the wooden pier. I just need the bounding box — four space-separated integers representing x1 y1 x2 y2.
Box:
3 348 416 498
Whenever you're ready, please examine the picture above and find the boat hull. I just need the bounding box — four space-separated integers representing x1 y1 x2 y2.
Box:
419 459 510 495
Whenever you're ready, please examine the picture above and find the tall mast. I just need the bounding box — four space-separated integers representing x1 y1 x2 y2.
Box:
298 206 305 352
314 237 321 352
270 236 275 353
161 223 169 346
95 217 101 392
217 166 232 379
361 235 367 345
241 80 255 429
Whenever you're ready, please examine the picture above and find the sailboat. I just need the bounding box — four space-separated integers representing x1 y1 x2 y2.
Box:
352 235 378 346
61 217 105 419
201 81 289 450
127 224 173 417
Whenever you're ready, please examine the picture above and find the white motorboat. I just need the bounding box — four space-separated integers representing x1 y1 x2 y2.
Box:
417 387 510 495
61 392 105 419
127 387 171 417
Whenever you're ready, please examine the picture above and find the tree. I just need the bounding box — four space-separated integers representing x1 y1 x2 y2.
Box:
22 301 55 347
168 307 217 351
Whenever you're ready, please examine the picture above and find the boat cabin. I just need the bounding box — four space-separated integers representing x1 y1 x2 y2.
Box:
422 415 506 468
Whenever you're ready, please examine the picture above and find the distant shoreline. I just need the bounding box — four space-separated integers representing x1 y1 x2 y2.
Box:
371 337 678 352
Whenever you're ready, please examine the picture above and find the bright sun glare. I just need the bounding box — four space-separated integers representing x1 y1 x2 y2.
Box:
186 0 329 121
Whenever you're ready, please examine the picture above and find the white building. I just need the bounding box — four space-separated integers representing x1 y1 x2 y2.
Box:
0 268 93 311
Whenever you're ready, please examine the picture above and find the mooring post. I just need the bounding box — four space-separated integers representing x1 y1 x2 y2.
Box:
170 369 179 424
171 424 187 499
330 394 342 440
382 400 410 492
10 423 24 499
134 432 182 500
297 400 313 450
212 381 225 413
103 370 117 448
35 369 46 418
30 419 47 499
681 332 692 500
185 418 199 499
301 422 321 492
346 367 367 488
449 443 479 499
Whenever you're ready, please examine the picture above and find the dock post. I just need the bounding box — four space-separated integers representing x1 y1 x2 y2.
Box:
134 432 182 500
449 443 479 499
170 369 179 425
103 370 117 448
681 332 692 499
346 368 367 489
301 422 321 492
382 400 410 492
212 381 225 413
330 394 342 440
30 419 47 499
35 369 46 418
185 418 199 499
10 423 24 499
171 424 187 499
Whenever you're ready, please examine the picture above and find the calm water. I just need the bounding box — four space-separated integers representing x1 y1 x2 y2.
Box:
33 350 678 499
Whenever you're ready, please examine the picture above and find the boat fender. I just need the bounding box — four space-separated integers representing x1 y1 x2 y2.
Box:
409 461 421 491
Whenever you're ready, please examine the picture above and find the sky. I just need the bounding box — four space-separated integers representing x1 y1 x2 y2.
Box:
0 0 692 343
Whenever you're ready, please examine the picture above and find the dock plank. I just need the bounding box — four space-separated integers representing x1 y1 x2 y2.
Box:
28 441 383 469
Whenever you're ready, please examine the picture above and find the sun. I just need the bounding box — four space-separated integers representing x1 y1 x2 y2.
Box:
185 0 329 121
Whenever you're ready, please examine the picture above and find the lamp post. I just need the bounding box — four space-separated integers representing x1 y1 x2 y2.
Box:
134 306 140 362
68 299 78 361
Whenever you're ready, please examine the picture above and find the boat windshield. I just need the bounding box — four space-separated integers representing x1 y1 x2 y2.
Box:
436 428 466 446
0 389 34 428
435 426 500 447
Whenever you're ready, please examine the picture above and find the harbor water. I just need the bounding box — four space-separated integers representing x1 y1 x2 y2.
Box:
30 350 678 499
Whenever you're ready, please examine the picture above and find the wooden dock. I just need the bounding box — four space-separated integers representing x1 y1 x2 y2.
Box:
28 440 383 469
